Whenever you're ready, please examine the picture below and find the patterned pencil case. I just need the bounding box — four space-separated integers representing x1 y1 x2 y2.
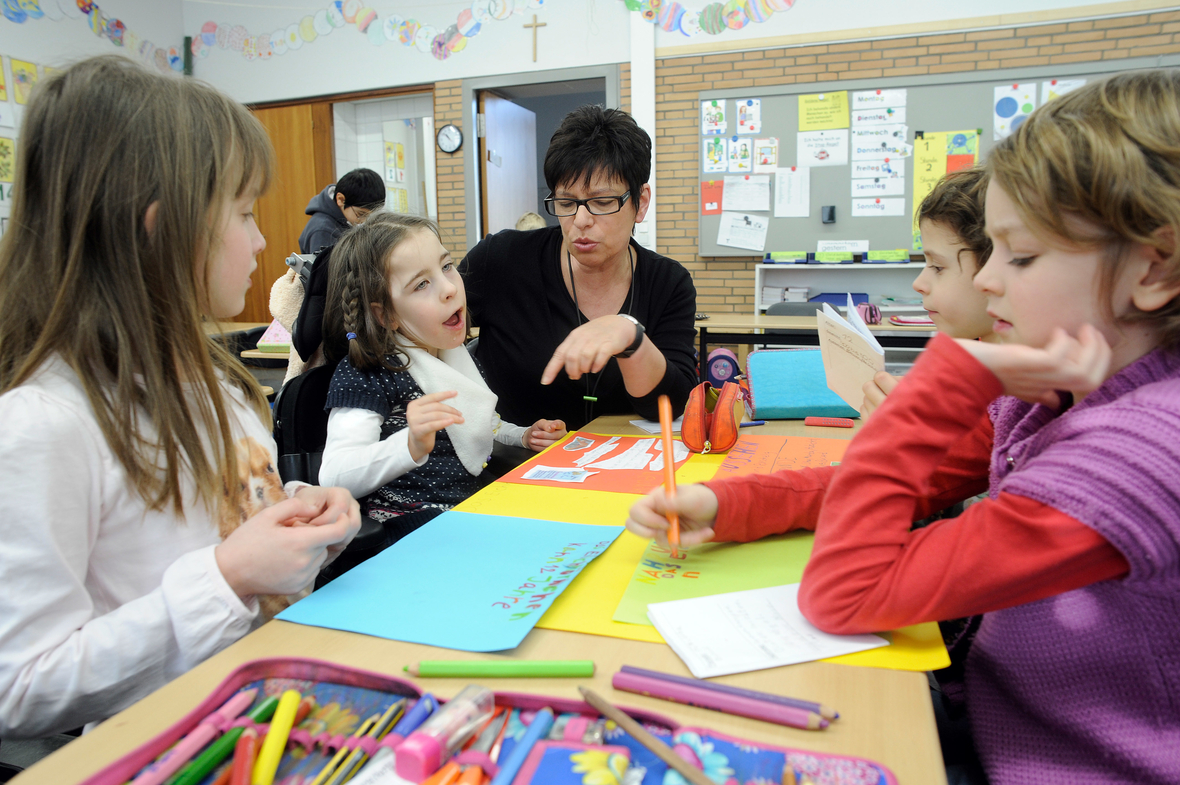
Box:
83 657 898 785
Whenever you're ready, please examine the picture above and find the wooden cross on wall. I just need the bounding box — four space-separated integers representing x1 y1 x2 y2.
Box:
523 14 546 62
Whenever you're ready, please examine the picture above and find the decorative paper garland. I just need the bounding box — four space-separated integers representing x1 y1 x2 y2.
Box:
191 0 546 63
0 0 182 73
622 0 798 37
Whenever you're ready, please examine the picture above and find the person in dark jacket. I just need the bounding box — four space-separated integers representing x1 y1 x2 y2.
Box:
297 168 385 254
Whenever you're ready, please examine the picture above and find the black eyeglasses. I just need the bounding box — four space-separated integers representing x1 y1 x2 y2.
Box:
544 192 631 217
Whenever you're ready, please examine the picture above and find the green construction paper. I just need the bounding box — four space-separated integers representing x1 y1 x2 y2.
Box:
813 251 854 262
767 251 807 261
865 249 910 261
612 532 814 626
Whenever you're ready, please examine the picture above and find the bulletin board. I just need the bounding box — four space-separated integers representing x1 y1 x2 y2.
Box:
696 54 1180 257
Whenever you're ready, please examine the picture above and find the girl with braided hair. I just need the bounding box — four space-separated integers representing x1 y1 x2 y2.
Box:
320 212 566 543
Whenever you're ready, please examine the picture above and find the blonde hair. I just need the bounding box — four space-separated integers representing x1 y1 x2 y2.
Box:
989 69 1180 343
0 55 273 515
515 211 546 231
324 212 464 373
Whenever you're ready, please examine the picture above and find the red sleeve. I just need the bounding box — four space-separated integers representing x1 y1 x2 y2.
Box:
797 334 1129 634
705 388 994 543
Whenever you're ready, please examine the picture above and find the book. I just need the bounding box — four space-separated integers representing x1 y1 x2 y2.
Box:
815 295 885 410
256 319 292 353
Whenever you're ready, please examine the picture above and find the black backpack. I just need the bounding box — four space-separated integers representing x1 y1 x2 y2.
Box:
271 364 335 485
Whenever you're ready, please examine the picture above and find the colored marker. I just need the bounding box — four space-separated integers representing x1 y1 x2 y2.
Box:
309 717 377 785
739 420 767 427
618 665 837 720
385 694 439 749
658 395 680 558
487 707 554 785
405 661 594 678
252 689 303 785
169 696 280 785
132 688 258 785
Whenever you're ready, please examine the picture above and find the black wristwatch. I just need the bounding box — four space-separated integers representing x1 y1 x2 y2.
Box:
615 314 645 358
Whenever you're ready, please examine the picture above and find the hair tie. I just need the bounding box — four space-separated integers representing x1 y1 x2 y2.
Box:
346 332 357 341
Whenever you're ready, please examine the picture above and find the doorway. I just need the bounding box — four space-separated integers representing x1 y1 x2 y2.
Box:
466 69 615 248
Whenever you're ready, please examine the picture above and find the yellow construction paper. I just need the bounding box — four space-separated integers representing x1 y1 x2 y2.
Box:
798 91 849 131
458 456 948 671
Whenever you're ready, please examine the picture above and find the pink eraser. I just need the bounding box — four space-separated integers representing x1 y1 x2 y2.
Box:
395 731 442 782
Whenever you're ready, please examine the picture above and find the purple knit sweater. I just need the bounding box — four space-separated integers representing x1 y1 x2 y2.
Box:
971 345 1180 784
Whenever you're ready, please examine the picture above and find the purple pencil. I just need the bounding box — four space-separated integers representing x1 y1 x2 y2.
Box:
611 672 828 731
620 665 838 720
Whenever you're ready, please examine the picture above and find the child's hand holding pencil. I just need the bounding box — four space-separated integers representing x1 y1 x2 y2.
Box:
625 483 719 548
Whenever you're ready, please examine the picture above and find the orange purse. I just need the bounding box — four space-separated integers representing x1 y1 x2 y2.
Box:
680 381 743 453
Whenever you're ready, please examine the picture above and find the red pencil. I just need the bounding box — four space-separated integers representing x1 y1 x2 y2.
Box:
229 727 258 785
657 395 680 558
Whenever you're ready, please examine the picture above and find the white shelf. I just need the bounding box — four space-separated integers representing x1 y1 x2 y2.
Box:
755 262 927 316
757 262 924 270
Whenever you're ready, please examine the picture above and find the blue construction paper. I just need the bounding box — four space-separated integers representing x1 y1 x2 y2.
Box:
746 349 860 419
277 511 624 652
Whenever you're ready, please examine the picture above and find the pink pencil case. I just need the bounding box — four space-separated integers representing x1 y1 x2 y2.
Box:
80 657 898 785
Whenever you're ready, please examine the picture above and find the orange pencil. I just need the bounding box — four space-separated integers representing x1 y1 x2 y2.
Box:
657 395 680 558
229 728 258 785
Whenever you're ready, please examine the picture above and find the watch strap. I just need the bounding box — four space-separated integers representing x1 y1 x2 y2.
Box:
615 315 645 359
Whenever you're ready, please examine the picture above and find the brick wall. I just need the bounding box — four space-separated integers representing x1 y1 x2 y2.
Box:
433 79 465 248
656 9 1180 312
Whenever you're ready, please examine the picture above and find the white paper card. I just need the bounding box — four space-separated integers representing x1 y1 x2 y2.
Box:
736 98 761 134
851 125 911 160
701 99 726 135
728 137 753 173
717 212 769 252
752 137 778 174
703 137 727 173
721 174 770 212
851 197 906 217
629 417 683 434
851 177 905 197
796 129 848 168
851 107 906 126
816 297 884 409
851 159 900 178
647 583 889 679
816 240 868 253
773 167 810 218
851 88 907 109
994 83 1036 140
1041 78 1085 104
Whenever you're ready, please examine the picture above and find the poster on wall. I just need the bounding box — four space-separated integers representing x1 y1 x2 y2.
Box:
912 132 948 249
0 138 14 184
11 60 37 106
0 59 7 103
752 137 778 174
993 83 1036 140
798 91 849 131
387 187 409 213
736 98 761 134
1041 78 1086 103
701 99 727 135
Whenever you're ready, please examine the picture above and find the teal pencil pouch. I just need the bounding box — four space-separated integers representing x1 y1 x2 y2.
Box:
746 349 860 419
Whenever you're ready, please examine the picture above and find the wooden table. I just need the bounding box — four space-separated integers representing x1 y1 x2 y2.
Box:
695 313 933 380
15 415 945 785
202 321 270 335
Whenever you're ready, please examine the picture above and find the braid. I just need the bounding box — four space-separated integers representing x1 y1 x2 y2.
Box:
342 262 362 364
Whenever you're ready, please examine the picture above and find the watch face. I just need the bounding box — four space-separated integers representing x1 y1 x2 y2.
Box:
437 124 462 153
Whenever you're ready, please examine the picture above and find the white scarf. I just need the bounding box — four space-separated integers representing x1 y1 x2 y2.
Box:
400 344 498 476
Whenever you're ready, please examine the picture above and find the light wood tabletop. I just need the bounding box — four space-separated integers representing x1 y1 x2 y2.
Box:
14 414 945 785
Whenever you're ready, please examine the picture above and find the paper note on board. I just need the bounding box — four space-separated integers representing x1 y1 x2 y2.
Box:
852 106 906 126
911 132 948 250
816 239 868 254
703 137 727 173
717 211 769 252
797 129 848 167
701 180 722 215
721 174 770 211
728 137 753 173
816 296 885 409
752 137 779 174
851 198 906 217
774 167 809 218
648 584 888 679
851 88 907 109
851 177 905 197
735 98 761 134
278 511 623 652
994 83 1036 140
851 125 912 160
701 99 726 135
1041 78 1085 104
798 91 849 131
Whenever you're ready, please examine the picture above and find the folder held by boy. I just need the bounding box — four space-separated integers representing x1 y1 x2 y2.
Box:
815 294 885 410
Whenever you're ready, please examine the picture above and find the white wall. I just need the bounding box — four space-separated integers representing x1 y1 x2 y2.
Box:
185 0 632 105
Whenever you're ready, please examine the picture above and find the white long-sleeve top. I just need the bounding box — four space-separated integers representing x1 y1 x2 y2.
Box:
319 345 528 499
0 358 287 738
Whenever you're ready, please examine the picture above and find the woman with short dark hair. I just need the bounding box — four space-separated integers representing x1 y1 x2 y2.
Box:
461 105 697 430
